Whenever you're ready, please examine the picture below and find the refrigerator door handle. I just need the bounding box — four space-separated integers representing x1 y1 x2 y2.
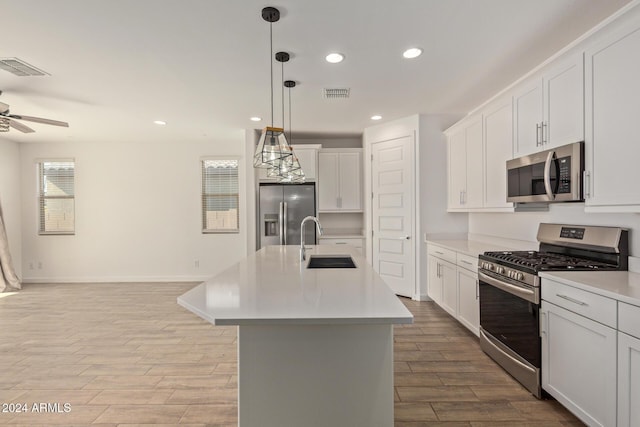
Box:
279 202 284 245
283 202 288 245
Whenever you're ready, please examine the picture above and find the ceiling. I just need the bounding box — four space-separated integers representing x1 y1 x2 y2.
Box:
0 0 632 145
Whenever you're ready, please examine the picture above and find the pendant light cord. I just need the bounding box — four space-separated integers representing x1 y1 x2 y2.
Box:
288 86 292 143
281 60 285 132
270 21 274 128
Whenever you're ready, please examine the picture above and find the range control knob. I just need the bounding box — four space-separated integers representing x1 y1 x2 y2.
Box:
496 266 505 274
507 270 514 278
516 272 524 281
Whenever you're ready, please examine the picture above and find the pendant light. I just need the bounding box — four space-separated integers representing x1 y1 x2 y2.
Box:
278 79 305 182
267 51 305 182
253 7 292 169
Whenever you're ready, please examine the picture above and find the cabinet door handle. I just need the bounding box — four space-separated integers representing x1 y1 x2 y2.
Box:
461 260 473 265
556 294 588 307
583 171 591 199
536 123 541 146
437 263 441 278
435 251 444 255
475 279 479 300
540 311 547 337
542 121 548 144
334 242 347 245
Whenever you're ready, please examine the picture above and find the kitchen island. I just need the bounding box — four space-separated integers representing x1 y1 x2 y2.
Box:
178 245 413 427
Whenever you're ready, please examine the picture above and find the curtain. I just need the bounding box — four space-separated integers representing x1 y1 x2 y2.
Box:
0 200 20 292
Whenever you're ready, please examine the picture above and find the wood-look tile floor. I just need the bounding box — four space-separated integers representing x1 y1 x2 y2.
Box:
0 283 584 426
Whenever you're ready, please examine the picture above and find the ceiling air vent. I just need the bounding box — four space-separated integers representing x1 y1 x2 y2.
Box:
323 88 350 99
0 58 49 76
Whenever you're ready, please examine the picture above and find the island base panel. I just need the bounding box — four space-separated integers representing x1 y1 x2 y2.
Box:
238 323 394 427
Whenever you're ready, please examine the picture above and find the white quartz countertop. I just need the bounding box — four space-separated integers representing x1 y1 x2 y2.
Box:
426 238 536 258
178 245 414 326
540 271 640 306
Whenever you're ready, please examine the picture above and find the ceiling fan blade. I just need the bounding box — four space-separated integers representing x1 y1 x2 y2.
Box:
0 101 9 113
9 114 69 127
8 118 35 133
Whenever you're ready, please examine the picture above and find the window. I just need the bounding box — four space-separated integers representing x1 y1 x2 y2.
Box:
38 160 75 235
202 158 239 233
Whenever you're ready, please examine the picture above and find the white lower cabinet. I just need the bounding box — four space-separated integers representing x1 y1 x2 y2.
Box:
427 244 479 336
541 280 617 427
427 252 456 317
456 263 479 336
618 302 640 427
318 237 364 256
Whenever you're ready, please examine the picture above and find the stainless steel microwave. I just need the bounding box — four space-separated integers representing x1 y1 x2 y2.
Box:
506 142 584 203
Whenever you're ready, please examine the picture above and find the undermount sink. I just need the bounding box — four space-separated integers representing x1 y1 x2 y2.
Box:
307 255 356 269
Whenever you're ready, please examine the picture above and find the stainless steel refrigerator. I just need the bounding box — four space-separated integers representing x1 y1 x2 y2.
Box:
258 183 316 249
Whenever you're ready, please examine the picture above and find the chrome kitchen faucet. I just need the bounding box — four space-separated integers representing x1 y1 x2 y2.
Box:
300 216 323 261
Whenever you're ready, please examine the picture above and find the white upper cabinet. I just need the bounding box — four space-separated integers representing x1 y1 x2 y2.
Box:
318 149 362 212
256 144 320 182
447 114 483 210
584 16 640 211
483 96 514 209
513 78 544 156
513 54 584 157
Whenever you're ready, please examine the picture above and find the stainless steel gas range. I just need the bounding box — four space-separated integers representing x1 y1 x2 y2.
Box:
477 223 629 398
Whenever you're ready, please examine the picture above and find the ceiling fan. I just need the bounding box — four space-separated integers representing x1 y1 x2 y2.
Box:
0 90 69 133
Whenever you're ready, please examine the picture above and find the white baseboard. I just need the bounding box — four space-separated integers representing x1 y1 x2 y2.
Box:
21 275 209 284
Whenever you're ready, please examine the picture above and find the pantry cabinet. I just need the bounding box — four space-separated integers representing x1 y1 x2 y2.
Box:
318 150 362 212
513 55 584 157
584 18 640 212
447 115 483 210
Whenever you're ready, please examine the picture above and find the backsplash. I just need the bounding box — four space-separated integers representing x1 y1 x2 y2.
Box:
469 203 639 256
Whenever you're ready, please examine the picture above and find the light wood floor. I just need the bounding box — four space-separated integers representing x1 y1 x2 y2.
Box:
0 282 584 426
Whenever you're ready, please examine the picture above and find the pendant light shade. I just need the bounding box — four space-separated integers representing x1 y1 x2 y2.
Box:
274 78 305 182
253 126 292 168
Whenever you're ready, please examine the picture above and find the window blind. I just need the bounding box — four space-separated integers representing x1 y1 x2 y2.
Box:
202 159 239 233
39 161 75 235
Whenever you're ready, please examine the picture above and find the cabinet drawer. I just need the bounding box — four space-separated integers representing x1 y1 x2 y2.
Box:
619 302 640 339
319 238 363 248
427 245 456 264
456 253 478 273
542 279 617 328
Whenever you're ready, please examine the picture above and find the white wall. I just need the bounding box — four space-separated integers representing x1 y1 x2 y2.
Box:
20 134 249 282
0 138 22 279
470 204 640 255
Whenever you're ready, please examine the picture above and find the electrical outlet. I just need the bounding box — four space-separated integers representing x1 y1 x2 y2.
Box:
29 262 34 270
194 260 200 268
37 262 42 270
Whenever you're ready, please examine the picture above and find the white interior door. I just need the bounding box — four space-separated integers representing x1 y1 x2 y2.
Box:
371 136 415 298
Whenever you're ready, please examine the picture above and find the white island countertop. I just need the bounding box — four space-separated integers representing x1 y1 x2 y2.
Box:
178 245 413 326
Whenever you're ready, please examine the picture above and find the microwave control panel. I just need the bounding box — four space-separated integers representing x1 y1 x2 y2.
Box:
557 157 571 194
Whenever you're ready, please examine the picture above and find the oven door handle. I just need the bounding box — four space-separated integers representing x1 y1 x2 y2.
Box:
478 271 538 304
543 150 556 201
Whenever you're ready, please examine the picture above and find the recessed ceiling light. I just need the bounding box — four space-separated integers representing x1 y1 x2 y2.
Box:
371 115 382 121
325 53 345 64
402 48 422 59
250 117 262 122
153 120 167 125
